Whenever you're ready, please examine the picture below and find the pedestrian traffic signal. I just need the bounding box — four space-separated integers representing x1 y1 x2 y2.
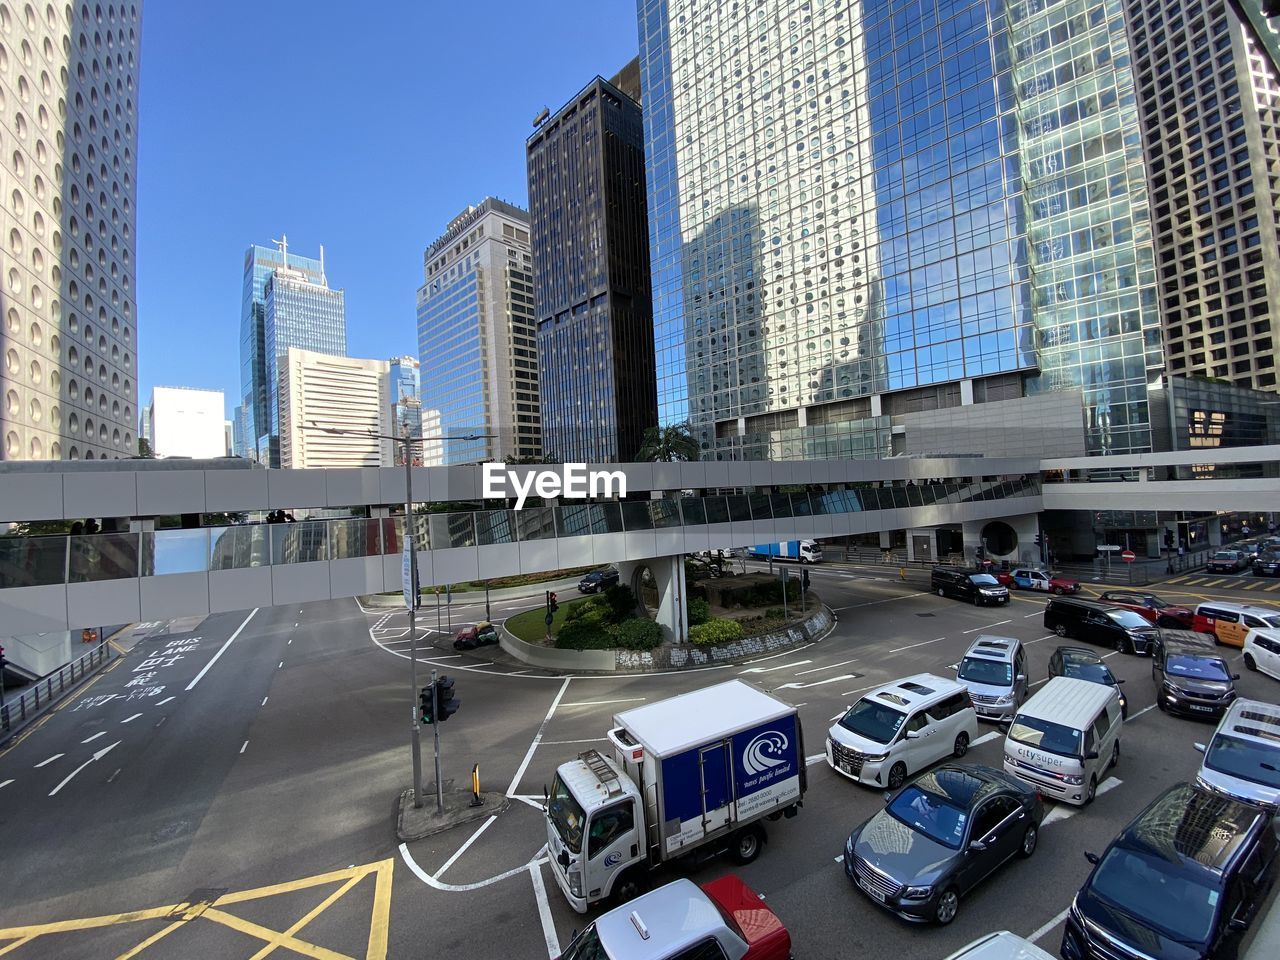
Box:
419 685 433 724
433 675 460 722
548 591 559 615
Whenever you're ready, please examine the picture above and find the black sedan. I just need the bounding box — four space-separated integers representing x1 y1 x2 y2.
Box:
1049 646 1128 718
577 569 619 593
844 763 1044 925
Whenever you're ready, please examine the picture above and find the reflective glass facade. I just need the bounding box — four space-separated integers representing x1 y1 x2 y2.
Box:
637 0 1166 459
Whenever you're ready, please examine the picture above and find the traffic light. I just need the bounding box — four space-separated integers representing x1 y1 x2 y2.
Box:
1034 532 1042 546
548 591 559 615
419 685 433 724
433 675 460 722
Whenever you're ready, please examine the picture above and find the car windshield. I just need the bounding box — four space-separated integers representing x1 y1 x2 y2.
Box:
1062 659 1115 686
970 574 999 586
1213 552 1237 561
1262 613 1280 628
1089 847 1218 945
558 923 608 960
1107 610 1151 630
1204 734 1280 789
1166 655 1230 681
1009 716 1083 757
886 786 967 849
958 656 1012 686
839 698 907 744
547 774 586 855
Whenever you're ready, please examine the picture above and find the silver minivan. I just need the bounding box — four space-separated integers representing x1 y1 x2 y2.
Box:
1194 697 1280 810
956 635 1029 722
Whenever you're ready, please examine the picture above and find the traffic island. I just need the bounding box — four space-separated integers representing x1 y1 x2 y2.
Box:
396 786 510 842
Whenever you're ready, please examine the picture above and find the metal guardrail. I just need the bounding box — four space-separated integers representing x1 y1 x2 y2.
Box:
1 642 113 738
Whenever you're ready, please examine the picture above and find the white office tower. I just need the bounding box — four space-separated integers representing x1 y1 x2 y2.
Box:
279 348 394 469
148 386 225 459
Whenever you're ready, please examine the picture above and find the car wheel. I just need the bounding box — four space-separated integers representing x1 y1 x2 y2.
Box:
935 888 960 926
937 587 946 598
1114 636 1129 654
1054 623 1069 638
953 732 970 758
1018 823 1039 859
1084 775 1098 805
1244 653 1258 672
611 867 648 906
1110 740 1120 770
1053 586 1065 595
887 762 908 790
730 825 764 865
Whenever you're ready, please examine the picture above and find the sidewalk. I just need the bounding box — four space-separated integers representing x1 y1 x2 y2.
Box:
360 572 592 609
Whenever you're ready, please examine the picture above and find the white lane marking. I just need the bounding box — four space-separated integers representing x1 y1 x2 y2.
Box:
157 696 175 706
889 637 945 653
806 753 826 766
741 645 816 666
81 732 106 744
971 731 1002 747
1031 677 1050 687
1024 612 1043 618
776 674 858 690
278 661 283 669
541 738 609 746
1042 778 1121 826
963 620 1012 634
834 854 845 863
435 815 497 880
559 698 646 708
507 679 571 798
120 713 142 724
240 740 249 754
832 592 928 611
530 862 561 959
0 779 13 790
1029 906 1072 944
840 681 884 698
512 795 546 810
261 696 269 706
288 638 293 645
1128 704 1157 721
107 767 122 783
154 717 167 729
49 740 120 796
186 608 259 691
794 657 860 676
1024 635 1056 645
740 659 813 674
294 622 299 628
35 754 64 767
399 842 548 892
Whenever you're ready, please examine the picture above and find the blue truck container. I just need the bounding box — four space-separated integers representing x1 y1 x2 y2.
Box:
747 539 823 563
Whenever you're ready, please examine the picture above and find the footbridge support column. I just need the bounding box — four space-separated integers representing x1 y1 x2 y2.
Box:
617 555 689 645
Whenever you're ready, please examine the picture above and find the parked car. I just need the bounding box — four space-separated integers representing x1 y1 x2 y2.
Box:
1061 782 1277 960
577 568 619 594
931 567 1010 606
827 674 978 789
1191 601 1280 647
1152 632 1238 720
1253 550 1280 577
1048 646 1128 718
944 932 1054 960
955 636 1029 723
1207 549 1247 573
1096 590 1193 628
995 568 1081 595
1243 627 1280 680
453 621 498 651
1195 698 1280 810
1044 597 1160 655
843 763 1044 925
556 876 792 960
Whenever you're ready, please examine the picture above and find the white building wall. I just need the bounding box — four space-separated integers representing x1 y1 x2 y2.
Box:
150 387 226 459
280 348 393 469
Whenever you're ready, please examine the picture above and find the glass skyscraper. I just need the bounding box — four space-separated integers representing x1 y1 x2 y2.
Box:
637 0 1167 459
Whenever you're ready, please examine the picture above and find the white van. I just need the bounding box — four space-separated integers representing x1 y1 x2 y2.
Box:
827 673 978 790
1194 698 1280 810
944 931 1055 960
1002 676 1123 806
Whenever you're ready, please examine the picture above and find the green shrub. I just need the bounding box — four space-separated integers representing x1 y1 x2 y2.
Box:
564 596 608 624
613 617 663 651
555 619 616 650
687 597 711 627
604 584 637 622
766 607 785 619
689 618 745 646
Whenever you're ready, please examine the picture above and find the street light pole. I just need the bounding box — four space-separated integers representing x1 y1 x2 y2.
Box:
403 425 424 810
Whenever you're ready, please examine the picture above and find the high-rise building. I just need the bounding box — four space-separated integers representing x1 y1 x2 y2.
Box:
387 355 422 463
231 403 252 458
278 348 393 469
416 198 541 463
527 60 658 462
0 3 142 461
1125 0 1280 390
239 239 345 466
224 420 233 457
147 386 226 460
636 0 1165 460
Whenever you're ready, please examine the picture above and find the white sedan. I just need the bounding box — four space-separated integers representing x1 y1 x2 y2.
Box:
1243 628 1280 681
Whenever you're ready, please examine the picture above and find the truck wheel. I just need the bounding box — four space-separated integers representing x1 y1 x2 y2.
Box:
730 825 764 865
611 867 648 906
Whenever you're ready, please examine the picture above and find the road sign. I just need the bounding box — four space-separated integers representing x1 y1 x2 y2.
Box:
1097 545 1121 552
544 611 554 627
1121 550 1136 563
402 537 418 609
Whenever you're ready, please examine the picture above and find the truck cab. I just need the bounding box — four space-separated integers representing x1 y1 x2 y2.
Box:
547 750 645 913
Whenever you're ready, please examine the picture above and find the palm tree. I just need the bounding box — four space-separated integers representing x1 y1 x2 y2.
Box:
636 421 701 462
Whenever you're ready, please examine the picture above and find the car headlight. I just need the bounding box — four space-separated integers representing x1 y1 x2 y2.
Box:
863 752 889 762
1063 774 1084 785
1162 679 1179 693
903 885 932 900
846 835 856 858
995 694 1014 705
568 869 582 897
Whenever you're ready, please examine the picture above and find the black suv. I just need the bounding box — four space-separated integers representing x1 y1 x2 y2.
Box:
1062 782 1276 960
1044 597 1160 655
931 567 1009 606
1153 633 1238 721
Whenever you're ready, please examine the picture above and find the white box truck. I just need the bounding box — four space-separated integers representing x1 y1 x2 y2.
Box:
544 679 806 913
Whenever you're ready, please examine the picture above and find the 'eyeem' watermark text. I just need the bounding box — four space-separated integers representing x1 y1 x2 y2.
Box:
481 463 627 510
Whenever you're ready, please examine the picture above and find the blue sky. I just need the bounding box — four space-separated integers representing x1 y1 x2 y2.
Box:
136 1 640 421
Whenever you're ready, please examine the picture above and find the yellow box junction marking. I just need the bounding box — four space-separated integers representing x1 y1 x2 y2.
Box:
0 859 393 960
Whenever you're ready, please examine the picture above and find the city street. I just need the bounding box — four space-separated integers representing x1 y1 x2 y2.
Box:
1 564 1278 959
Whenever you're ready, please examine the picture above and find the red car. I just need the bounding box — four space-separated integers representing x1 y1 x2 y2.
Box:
1097 590 1194 628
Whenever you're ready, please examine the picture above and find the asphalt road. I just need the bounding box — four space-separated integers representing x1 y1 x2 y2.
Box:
0 562 1277 959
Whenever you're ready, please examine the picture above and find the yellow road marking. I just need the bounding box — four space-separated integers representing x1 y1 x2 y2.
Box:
0 859 394 959
1267 583 1280 592
1242 582 1261 590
